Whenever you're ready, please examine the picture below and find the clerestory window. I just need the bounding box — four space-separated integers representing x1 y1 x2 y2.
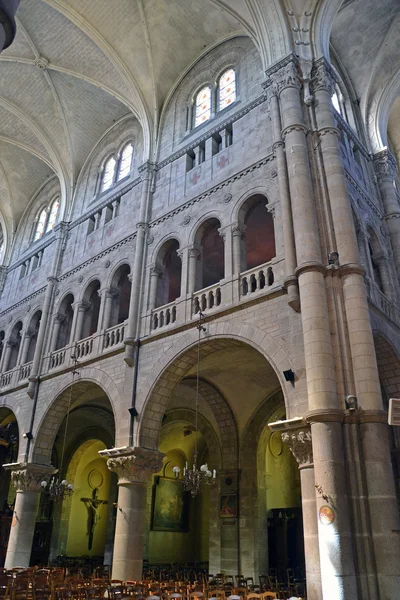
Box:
218 68 236 111
117 143 133 181
33 197 60 242
194 86 211 128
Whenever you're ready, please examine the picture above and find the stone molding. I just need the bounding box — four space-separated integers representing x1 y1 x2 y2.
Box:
311 57 337 96
4 462 56 493
373 149 397 180
264 53 301 96
104 447 164 485
305 408 344 424
281 429 313 468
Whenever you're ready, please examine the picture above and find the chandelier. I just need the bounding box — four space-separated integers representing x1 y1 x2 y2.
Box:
173 312 216 497
41 355 78 502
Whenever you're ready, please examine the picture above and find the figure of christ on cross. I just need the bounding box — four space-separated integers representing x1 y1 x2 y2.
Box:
81 487 108 551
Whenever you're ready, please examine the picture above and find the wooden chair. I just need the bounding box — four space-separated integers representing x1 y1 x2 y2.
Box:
260 593 277 600
247 594 261 600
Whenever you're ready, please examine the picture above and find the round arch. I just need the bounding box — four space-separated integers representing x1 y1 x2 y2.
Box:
137 321 295 453
32 371 119 464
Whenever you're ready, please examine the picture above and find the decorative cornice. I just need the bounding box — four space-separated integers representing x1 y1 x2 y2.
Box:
150 153 275 229
344 169 382 219
282 123 308 138
57 232 136 282
4 462 56 493
305 409 344 424
281 429 313 468
0 287 46 320
105 447 164 485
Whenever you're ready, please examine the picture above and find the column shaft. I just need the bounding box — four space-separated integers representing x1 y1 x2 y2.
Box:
5 490 39 568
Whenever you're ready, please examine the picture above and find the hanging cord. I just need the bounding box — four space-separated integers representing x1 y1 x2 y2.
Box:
59 353 78 476
194 311 206 465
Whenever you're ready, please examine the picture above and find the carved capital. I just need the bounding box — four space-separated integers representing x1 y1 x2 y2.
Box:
150 265 163 278
311 58 337 96
4 463 56 493
53 312 65 325
78 301 90 312
281 429 313 468
232 223 246 237
373 149 397 180
136 222 149 234
188 246 201 260
264 54 301 96
104 447 164 485
266 203 277 218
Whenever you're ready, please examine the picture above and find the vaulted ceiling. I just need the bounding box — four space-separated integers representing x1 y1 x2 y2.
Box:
0 0 399 256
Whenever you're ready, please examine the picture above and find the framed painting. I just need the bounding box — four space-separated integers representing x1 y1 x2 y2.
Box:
151 476 189 532
220 494 237 518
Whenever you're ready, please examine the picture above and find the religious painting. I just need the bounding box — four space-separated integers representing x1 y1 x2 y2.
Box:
151 476 189 532
220 494 237 518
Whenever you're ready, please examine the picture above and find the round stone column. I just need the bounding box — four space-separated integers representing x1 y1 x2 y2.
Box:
105 447 164 581
282 428 322 600
265 55 357 599
373 149 400 280
4 463 55 569
311 58 400 598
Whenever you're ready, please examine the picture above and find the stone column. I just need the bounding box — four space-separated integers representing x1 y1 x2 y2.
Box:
282 428 322 600
4 463 55 569
266 86 299 311
124 162 155 365
148 266 161 311
49 313 64 353
19 329 33 366
374 252 394 300
265 55 357 599
105 447 163 581
312 58 400 598
373 149 400 280
27 223 69 398
188 246 201 295
100 288 117 331
232 223 245 275
74 302 89 342
0 341 13 373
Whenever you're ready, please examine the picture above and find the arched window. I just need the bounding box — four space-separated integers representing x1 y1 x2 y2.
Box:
153 240 182 309
100 156 117 193
218 68 236 111
109 265 132 328
117 143 133 181
332 89 341 114
7 322 23 371
54 294 74 351
26 311 42 363
195 218 224 290
33 198 60 242
79 280 101 340
194 86 211 127
46 198 60 233
244 196 276 270
34 209 47 241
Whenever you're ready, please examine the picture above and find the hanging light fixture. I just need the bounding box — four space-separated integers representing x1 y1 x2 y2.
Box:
41 355 77 502
173 312 216 497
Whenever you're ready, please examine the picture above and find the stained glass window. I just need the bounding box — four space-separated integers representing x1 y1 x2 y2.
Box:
195 86 211 127
117 143 133 181
219 69 236 111
46 198 59 232
34 209 47 241
100 156 116 192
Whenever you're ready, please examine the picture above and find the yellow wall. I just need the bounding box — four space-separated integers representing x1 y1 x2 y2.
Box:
147 423 210 563
265 431 301 509
65 441 110 556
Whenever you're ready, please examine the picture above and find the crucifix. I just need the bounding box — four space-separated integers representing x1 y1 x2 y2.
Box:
81 487 108 550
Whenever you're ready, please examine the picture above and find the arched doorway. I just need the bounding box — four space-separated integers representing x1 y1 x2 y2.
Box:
139 336 303 579
32 381 116 568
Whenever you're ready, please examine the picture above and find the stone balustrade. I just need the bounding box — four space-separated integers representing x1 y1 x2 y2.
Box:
151 301 177 331
192 282 222 316
102 322 126 351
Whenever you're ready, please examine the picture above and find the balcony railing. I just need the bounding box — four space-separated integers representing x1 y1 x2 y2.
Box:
103 322 126 351
366 278 400 327
192 282 222 315
0 370 13 388
75 335 94 359
49 348 67 371
240 262 275 298
151 301 177 331
18 361 32 382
